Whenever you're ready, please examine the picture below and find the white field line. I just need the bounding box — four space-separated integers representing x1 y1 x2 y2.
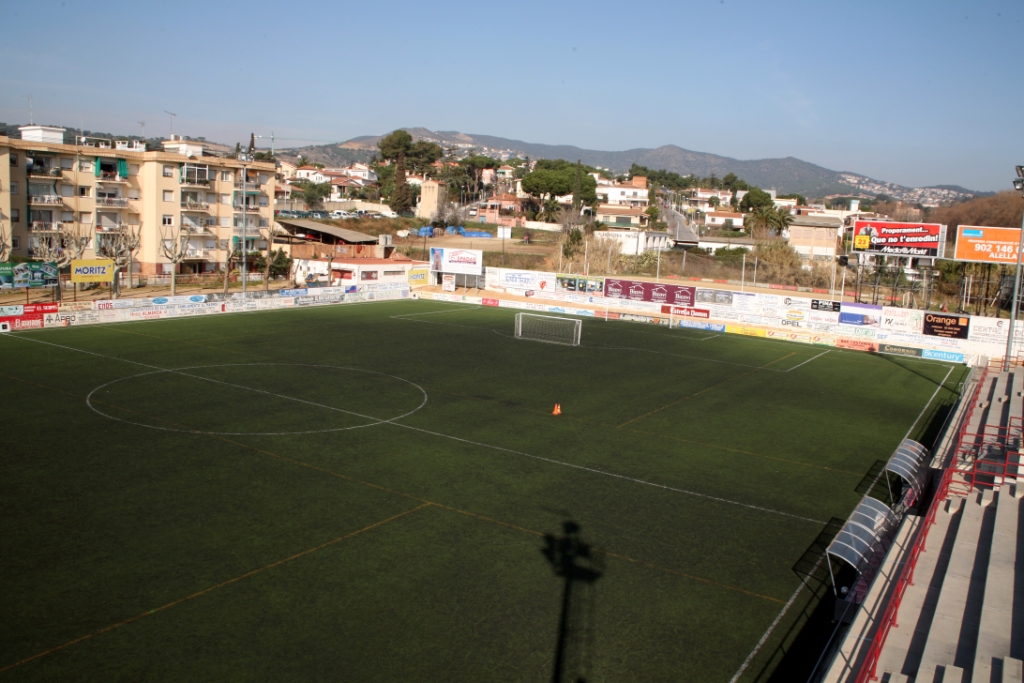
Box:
786 350 831 372
3 334 825 526
726 363 956 683
390 305 484 319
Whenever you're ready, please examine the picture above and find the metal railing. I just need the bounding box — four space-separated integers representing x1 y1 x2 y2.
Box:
27 167 62 178
235 179 261 188
27 195 63 205
853 372 985 682
95 196 129 207
99 171 128 182
180 201 210 211
180 177 212 187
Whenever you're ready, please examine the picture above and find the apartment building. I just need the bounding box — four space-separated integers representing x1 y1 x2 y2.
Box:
595 175 649 207
0 126 276 276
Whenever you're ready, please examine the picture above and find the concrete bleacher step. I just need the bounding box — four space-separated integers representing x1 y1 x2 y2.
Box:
915 491 995 682
935 663 966 682
973 486 1022 683
1005 657 1024 683
873 499 964 679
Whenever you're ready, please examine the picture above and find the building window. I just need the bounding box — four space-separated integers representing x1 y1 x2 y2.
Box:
60 185 73 197
11 209 19 222
127 189 140 200
79 160 92 173
383 270 404 277
220 194 230 205
206 193 217 204
61 211 74 222
60 157 74 170
360 270 378 281
80 212 92 224
163 165 174 178
78 186 90 197
129 164 139 175
162 215 174 226
10 153 17 166
9 182 17 195
221 171 231 182
258 197 268 207
11 237 20 249
220 216 230 227
258 218 268 228
163 190 174 202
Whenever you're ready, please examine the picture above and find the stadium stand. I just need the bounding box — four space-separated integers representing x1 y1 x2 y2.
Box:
821 369 1023 683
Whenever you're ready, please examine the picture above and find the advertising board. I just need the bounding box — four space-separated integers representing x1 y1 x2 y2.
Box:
605 278 695 306
71 259 115 283
556 274 605 295
952 225 1021 264
922 312 970 339
880 307 925 334
661 305 710 319
497 269 557 292
430 247 484 275
696 289 736 305
0 262 58 288
967 316 1024 345
839 302 882 327
851 220 945 257
408 267 430 286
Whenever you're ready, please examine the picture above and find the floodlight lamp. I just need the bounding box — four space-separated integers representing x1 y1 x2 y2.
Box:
1016 165 1024 178
1014 178 1024 192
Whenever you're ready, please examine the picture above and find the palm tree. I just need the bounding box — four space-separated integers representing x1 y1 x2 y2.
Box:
744 206 776 239
296 155 309 167
770 206 794 234
538 198 562 223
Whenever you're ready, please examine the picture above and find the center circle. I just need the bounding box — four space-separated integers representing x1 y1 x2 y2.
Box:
82 366 428 436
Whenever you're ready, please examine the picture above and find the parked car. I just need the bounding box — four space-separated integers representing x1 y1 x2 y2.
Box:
308 211 327 219
329 210 353 219
468 208 478 217
379 210 398 218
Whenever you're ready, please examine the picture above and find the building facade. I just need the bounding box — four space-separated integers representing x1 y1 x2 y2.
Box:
1 126 276 276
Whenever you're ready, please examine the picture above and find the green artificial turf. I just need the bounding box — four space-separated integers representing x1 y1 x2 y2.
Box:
0 300 968 682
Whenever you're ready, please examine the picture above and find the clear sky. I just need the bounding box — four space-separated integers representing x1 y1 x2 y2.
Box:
0 0 1020 191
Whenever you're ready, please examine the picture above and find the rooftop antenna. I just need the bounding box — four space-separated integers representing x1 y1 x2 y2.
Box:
137 120 145 138
27 94 33 124
163 110 176 138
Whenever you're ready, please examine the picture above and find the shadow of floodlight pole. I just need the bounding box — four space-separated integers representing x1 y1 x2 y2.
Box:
542 521 603 683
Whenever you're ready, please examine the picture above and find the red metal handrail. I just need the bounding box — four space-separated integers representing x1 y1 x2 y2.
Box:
854 370 986 682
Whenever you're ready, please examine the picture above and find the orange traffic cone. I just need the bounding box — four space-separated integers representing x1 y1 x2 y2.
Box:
552 404 562 416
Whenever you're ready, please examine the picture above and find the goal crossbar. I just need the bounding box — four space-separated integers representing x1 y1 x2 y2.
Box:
514 312 582 346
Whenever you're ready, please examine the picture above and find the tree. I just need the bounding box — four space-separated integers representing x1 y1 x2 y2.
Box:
778 193 807 206
260 222 288 291
30 223 91 300
389 152 414 215
0 222 11 263
522 169 572 201
406 140 443 175
740 187 774 212
96 224 141 297
459 155 499 199
708 196 721 209
538 198 563 223
296 156 309 167
160 224 195 296
253 248 292 282
294 181 331 209
744 206 777 240
752 239 802 283
378 129 413 162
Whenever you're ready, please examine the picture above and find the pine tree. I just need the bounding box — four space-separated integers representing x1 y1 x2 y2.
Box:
389 152 413 215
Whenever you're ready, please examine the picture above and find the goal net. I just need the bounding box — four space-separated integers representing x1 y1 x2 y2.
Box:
514 313 582 346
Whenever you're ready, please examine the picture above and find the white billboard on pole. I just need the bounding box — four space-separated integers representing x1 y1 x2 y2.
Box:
430 247 483 275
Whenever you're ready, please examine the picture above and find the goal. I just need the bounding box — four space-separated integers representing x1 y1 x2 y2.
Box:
514 312 582 346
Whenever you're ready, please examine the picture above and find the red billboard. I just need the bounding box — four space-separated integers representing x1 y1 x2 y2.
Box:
605 279 695 306
660 305 710 318
852 220 945 257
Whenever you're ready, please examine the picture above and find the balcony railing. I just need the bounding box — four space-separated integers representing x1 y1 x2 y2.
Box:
95 196 130 207
28 195 63 205
182 249 209 259
115 140 146 152
233 204 266 212
27 221 68 232
27 167 62 178
98 171 128 183
180 177 212 188
180 201 210 211
234 179 261 188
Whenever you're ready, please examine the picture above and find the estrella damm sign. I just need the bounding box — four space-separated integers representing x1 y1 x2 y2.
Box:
71 259 116 283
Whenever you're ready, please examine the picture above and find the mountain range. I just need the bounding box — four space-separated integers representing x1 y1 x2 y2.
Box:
280 128 987 203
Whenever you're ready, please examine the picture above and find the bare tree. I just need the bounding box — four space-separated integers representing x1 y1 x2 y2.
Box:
160 224 195 296
97 224 141 298
222 240 240 294
31 223 92 300
261 222 287 291
0 222 10 263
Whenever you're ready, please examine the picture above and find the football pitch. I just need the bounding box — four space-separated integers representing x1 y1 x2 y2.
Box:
0 299 968 682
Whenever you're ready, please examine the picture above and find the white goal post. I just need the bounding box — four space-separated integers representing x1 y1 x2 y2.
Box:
514 312 582 346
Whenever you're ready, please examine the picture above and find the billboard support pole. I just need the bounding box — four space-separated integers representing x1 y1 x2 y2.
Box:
1003 209 1024 371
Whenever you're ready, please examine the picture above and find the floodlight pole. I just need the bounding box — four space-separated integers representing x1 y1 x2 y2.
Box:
238 152 254 295
1003 177 1024 370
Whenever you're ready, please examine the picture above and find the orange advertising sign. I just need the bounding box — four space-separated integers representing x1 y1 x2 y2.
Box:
953 225 1022 263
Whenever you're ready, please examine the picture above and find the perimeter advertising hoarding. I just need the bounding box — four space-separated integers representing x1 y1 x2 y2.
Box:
429 248 483 275
839 302 883 327
660 305 710 319
952 225 1021 264
556 274 604 295
922 313 970 339
604 278 696 306
852 220 944 257
70 259 115 283
0 262 58 288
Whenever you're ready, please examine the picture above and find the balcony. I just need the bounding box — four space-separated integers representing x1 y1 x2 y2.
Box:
27 221 67 232
27 166 62 178
182 249 209 260
180 200 210 212
114 140 146 152
95 196 130 208
234 178 262 188
98 171 128 183
180 177 212 188
28 195 64 206
233 204 266 212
